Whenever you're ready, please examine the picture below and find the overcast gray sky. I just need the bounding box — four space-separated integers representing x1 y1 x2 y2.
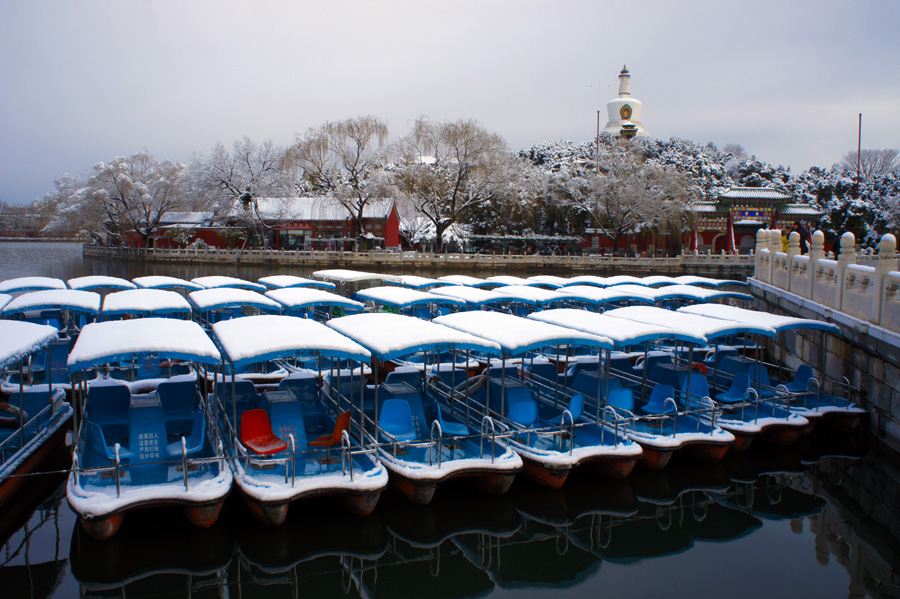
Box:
1 0 898 205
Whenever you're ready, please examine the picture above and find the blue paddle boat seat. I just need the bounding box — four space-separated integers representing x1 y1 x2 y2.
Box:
157 378 200 434
716 373 751 404
777 364 815 394
83 421 135 468
166 411 206 458
265 394 307 449
607 388 635 413
680 374 711 408
642 384 676 415
379 399 417 441
86 381 132 441
435 403 469 436
429 364 469 388
747 364 777 399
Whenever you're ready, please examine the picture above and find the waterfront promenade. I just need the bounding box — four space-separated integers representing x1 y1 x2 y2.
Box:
83 245 755 277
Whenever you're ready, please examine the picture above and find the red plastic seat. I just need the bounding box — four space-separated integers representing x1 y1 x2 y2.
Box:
241 409 288 455
309 410 351 448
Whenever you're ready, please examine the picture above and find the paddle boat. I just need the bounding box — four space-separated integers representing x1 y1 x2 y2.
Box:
0 277 67 294
429 285 515 312
188 288 281 328
326 312 523 504
436 275 495 288
677 304 865 430
312 269 400 296
100 289 192 320
525 275 571 289
605 306 809 453
0 320 73 511
433 311 642 486
527 308 734 468
66 318 231 540
67 276 137 292
265 287 364 321
0 289 101 394
354 286 466 319
132 276 204 292
212 314 387 525
257 275 336 290
190 275 267 292
555 285 655 311
383 275 450 290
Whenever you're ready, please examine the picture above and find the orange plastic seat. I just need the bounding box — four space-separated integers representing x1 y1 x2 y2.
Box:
241 409 288 455
309 410 351 448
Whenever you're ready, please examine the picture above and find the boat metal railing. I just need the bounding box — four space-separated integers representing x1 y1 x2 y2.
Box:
429 420 443 467
0 399 55 463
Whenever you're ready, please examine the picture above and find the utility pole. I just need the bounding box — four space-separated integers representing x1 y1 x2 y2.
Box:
856 113 862 198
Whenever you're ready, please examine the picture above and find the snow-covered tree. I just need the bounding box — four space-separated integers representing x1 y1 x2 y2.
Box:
43 152 184 247
392 118 512 251
283 116 390 237
187 137 290 248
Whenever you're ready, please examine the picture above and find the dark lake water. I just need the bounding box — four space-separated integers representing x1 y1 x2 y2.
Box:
2 241 899 599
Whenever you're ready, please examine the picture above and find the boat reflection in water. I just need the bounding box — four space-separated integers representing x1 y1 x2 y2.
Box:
28 430 896 599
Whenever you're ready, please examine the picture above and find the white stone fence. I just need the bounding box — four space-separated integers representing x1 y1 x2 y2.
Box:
754 229 900 331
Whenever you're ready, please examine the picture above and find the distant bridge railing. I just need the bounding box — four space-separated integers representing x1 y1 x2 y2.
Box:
83 245 755 275
753 229 899 331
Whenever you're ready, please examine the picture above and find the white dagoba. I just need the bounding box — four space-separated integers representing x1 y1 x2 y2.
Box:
603 65 649 138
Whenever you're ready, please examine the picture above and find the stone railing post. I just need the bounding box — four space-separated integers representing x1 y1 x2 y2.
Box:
754 228 767 281
875 234 898 325
837 231 857 310
787 231 800 292
807 230 825 300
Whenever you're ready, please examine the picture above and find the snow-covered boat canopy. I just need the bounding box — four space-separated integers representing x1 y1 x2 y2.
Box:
528 308 707 348
354 286 466 309
188 288 281 312
0 277 67 294
0 294 10 311
265 288 365 312
68 318 221 372
525 275 570 289
2 289 101 317
651 285 753 303
673 275 747 288
436 275 494 288
434 311 614 356
190 275 267 292
428 285 511 308
257 275 336 290
640 275 679 287
563 275 609 288
556 285 654 306
132 275 204 291
0 321 59 370
678 304 840 334
485 275 544 287
601 284 666 301
383 275 449 290
101 289 192 318
605 306 777 340
603 275 646 287
312 269 400 284
213 314 370 368
67 276 136 291
493 285 568 306
327 313 501 362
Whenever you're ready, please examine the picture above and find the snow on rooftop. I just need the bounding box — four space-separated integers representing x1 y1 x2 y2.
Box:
493 285 569 305
68 318 221 372
0 277 67 293
677 304 839 334
67 276 136 291
2 289 101 316
101 289 192 316
265 288 364 311
327 313 501 361
354 286 465 309
312 269 400 284
434 311 613 356
188 288 281 312
528 308 707 347
132 276 204 290
257 275 336 290
213 315 370 368
436 275 493 287
604 306 777 339
0 321 59 369
190 276 266 291
428 285 511 307
556 285 654 305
